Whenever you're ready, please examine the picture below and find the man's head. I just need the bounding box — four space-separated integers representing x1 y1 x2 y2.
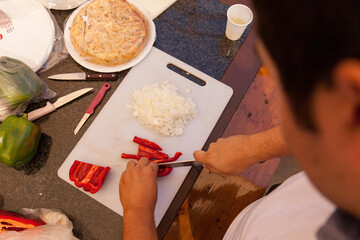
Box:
254 0 360 217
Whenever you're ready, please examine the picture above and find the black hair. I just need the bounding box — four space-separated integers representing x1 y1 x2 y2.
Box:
253 0 360 130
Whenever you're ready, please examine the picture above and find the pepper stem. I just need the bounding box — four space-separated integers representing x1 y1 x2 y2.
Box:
21 113 28 120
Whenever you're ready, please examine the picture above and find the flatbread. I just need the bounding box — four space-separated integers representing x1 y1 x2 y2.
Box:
70 0 149 66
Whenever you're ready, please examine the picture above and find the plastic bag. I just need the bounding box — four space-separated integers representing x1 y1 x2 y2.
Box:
0 57 56 121
37 6 69 73
0 208 79 240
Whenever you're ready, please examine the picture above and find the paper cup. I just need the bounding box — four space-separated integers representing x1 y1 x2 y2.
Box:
225 4 253 41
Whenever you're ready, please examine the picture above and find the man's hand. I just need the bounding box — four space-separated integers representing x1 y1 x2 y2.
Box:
120 158 158 213
194 126 290 176
120 158 158 240
194 135 258 176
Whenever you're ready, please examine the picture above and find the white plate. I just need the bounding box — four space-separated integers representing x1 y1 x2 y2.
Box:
64 0 156 73
0 0 55 72
39 0 88 10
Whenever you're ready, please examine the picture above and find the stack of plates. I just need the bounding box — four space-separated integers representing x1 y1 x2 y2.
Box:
0 0 55 72
39 0 88 10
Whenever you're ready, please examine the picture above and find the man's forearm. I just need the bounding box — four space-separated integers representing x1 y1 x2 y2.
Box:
246 125 290 163
123 209 157 240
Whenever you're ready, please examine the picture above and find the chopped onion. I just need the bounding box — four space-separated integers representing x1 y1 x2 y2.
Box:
130 81 197 136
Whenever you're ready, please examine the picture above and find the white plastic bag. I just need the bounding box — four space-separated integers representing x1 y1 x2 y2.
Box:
0 57 56 121
0 209 79 240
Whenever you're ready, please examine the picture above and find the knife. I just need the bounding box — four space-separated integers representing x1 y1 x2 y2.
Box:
157 160 203 169
27 88 93 121
74 83 111 135
48 72 118 81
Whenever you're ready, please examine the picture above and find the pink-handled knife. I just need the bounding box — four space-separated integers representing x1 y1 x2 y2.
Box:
27 88 93 121
74 83 111 135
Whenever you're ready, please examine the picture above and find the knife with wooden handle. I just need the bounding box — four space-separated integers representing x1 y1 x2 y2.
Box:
48 72 118 81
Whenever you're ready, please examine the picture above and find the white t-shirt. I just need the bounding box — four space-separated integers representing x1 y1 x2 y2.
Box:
223 172 336 240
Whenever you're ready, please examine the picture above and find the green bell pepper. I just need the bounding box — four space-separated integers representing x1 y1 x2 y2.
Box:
0 114 41 167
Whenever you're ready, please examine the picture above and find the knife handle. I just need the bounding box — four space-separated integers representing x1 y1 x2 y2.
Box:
86 73 118 81
27 102 56 121
86 83 111 114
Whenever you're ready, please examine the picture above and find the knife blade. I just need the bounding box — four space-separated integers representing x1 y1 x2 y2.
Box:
157 160 203 169
48 72 118 81
74 83 111 135
27 88 93 121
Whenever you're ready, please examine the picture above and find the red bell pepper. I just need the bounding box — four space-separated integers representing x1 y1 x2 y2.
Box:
152 158 173 177
157 167 173 177
138 145 169 159
0 210 45 233
69 160 110 194
121 137 183 177
168 152 182 161
121 154 142 160
121 154 173 177
152 152 182 177
121 153 154 160
133 136 162 151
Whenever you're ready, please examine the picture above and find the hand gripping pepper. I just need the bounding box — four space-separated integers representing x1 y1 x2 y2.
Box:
0 210 45 233
0 114 41 167
153 152 182 177
121 137 183 177
69 160 110 194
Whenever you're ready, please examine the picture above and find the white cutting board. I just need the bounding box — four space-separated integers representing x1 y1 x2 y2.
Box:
137 0 177 19
58 47 233 226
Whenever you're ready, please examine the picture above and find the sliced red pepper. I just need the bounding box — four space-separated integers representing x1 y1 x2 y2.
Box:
121 154 142 160
138 149 148 158
0 210 45 233
85 166 111 194
153 156 179 177
69 160 110 194
156 167 173 177
149 159 173 177
120 155 174 177
151 152 182 177
122 137 183 177
138 145 169 159
121 153 153 160
133 136 162 151
153 159 170 164
138 149 158 159
153 152 182 177
168 152 182 161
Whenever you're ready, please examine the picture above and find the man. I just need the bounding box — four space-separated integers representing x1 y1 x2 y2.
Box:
119 0 360 239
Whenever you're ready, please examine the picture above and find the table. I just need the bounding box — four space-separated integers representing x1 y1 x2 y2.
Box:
0 0 279 239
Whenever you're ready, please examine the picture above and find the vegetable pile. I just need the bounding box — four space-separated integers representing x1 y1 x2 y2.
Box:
130 81 197 136
69 160 110 194
121 136 182 177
